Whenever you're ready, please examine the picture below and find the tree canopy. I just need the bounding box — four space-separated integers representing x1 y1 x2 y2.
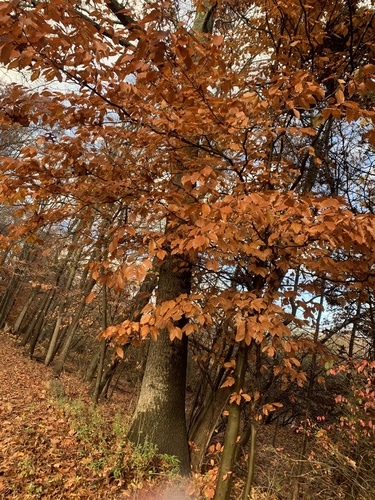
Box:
1 0 375 496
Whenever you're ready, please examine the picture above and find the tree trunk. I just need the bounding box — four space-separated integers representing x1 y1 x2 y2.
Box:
53 277 95 376
242 416 257 500
214 342 248 500
21 288 54 347
0 245 30 328
29 289 56 358
128 2 217 475
98 357 120 399
44 247 83 365
44 307 63 366
189 386 230 471
21 247 70 348
13 285 41 333
92 339 107 403
188 341 234 470
84 348 100 383
92 285 109 403
0 275 21 329
128 254 192 475
348 299 361 358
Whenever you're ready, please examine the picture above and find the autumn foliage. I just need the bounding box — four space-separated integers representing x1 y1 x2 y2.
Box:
1 0 375 497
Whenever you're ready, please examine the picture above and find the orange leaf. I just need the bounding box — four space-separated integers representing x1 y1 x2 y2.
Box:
236 321 245 341
221 376 235 388
335 89 345 104
157 249 167 260
85 291 96 304
202 203 211 216
183 323 195 335
136 264 147 282
212 35 224 47
192 235 208 249
204 488 215 498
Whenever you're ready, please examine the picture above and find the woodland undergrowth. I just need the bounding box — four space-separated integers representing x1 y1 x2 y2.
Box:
0 331 190 499
1 330 374 499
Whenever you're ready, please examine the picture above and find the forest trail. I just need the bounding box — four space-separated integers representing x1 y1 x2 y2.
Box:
0 332 189 499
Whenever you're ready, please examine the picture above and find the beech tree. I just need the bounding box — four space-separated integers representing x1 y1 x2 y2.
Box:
1 0 375 495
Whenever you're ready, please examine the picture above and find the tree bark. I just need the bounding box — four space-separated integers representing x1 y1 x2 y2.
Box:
44 247 83 366
92 285 108 403
84 348 100 383
214 342 248 500
242 416 257 500
128 254 192 474
188 340 234 470
13 285 41 333
189 386 230 470
52 277 95 376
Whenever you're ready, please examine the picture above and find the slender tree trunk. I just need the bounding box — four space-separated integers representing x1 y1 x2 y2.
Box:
21 288 54 346
106 361 127 400
84 349 100 383
29 289 56 358
348 299 361 358
0 245 30 328
242 414 257 500
92 286 109 403
22 246 71 348
188 341 234 470
0 275 21 329
214 342 248 500
44 248 83 365
92 339 107 403
53 244 101 371
53 277 95 376
13 285 41 333
100 357 120 398
83 258 158 385
189 387 230 471
0 242 14 266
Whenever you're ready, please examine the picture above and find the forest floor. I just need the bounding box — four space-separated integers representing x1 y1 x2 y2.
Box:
0 332 193 499
0 330 333 500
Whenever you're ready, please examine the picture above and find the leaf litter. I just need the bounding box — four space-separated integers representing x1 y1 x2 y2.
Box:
0 332 193 499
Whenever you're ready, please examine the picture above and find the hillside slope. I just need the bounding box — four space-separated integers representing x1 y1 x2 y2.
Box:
0 332 191 499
